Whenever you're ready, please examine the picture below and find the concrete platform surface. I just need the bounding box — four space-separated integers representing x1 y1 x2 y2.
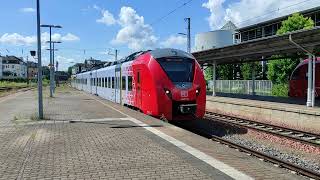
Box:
207 96 320 133
0 86 307 179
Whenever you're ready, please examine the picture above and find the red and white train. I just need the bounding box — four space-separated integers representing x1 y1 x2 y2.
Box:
72 48 206 120
289 57 320 98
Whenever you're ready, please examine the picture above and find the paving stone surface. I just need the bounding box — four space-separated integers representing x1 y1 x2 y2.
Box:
0 86 227 180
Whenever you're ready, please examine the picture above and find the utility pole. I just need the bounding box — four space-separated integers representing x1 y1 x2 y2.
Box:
185 18 191 53
36 0 43 119
108 49 119 61
41 24 62 97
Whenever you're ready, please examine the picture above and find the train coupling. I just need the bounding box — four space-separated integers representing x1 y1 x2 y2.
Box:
179 104 197 114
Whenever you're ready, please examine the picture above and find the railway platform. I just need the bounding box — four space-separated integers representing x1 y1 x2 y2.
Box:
206 95 320 133
0 86 310 179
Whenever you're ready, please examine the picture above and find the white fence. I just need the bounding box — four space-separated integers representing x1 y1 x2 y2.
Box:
208 80 273 96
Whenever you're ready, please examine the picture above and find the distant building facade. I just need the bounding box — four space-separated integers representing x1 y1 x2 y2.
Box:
194 21 237 52
0 56 27 79
27 61 38 79
71 57 109 75
234 6 320 43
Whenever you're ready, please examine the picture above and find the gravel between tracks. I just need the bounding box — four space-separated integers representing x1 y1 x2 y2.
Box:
223 134 320 174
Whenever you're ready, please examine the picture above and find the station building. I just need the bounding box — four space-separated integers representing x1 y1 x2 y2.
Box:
234 6 320 43
0 56 27 79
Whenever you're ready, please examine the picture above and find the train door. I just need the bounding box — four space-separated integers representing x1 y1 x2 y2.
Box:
136 70 142 109
115 68 121 104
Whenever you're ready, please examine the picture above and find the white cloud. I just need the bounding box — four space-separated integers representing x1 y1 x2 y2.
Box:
203 0 320 29
160 35 187 48
111 6 158 51
96 10 116 25
0 32 80 46
20 8 35 13
0 33 36 46
56 56 77 71
61 33 80 41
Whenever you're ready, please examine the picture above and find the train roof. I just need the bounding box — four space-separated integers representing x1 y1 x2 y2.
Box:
150 48 195 60
75 48 194 75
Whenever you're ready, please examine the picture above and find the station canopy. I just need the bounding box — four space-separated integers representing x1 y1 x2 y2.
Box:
192 27 320 65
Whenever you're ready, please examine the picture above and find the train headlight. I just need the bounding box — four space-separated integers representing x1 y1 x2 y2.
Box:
164 88 172 99
196 88 200 96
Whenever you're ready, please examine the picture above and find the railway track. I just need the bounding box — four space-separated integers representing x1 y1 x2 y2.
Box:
205 111 320 147
173 121 320 180
0 87 12 92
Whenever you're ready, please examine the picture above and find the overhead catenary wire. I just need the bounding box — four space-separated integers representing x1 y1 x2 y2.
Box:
150 0 195 26
234 0 319 26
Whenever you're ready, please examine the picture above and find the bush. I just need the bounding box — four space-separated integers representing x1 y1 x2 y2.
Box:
272 83 289 97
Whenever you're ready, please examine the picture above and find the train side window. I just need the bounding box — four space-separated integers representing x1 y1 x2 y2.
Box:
105 77 107 88
122 76 126 90
112 77 115 89
291 69 300 80
137 72 140 84
108 77 111 88
128 76 133 91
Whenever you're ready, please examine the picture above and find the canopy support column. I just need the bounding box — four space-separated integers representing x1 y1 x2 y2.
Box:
307 54 313 107
212 61 216 96
251 63 256 96
312 55 316 107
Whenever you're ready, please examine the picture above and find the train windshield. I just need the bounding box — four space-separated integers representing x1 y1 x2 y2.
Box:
156 57 194 82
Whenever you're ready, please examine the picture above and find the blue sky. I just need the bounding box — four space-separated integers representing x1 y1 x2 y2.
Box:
0 0 319 70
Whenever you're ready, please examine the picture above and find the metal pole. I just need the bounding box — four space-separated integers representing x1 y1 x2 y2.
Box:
212 61 216 96
186 18 191 53
307 54 312 107
49 27 54 97
115 49 118 61
53 42 56 92
36 0 43 119
312 55 316 107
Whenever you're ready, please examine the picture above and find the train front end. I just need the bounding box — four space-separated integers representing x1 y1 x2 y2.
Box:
151 49 206 120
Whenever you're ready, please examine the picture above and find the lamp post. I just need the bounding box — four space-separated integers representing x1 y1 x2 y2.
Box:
34 0 43 119
41 24 62 97
46 41 61 92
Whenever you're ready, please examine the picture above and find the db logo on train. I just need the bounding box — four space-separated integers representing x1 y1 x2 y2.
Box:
181 90 188 98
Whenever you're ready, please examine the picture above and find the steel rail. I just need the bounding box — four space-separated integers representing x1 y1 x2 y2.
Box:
173 120 320 180
205 111 320 147
210 135 320 180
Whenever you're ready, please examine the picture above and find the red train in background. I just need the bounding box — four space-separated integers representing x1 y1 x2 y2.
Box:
72 48 206 120
289 57 320 98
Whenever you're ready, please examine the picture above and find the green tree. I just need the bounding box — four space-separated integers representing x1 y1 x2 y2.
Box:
68 66 73 76
267 13 314 96
267 56 300 84
217 64 233 80
277 13 314 35
240 62 262 80
204 66 213 82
